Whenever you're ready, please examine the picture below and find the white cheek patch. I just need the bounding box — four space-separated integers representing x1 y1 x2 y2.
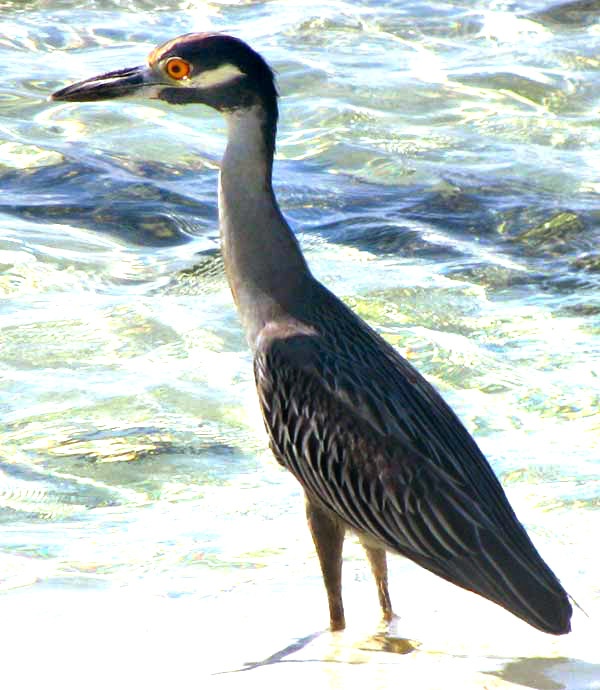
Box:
193 63 244 88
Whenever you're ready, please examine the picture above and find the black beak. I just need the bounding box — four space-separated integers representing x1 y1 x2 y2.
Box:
51 65 156 102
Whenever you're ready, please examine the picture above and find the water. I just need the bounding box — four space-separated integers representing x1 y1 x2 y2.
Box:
1 1 599 687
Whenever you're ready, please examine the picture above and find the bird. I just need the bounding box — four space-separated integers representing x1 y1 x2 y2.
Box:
52 32 572 635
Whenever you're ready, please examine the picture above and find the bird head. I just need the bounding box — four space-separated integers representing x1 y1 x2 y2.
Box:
51 32 278 117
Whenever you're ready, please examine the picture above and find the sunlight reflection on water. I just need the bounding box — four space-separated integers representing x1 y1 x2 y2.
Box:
1 1 599 688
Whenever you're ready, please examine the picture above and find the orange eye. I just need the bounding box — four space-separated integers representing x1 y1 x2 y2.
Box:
165 57 191 80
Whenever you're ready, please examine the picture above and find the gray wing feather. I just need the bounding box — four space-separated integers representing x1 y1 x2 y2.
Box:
254 328 571 634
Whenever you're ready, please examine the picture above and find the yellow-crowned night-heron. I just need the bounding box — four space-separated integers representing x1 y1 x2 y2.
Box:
52 33 572 635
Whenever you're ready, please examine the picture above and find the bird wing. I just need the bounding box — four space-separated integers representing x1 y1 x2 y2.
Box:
256 318 519 525
254 327 571 633
254 329 512 551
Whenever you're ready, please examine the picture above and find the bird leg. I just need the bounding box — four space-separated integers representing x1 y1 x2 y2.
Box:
359 539 394 623
305 497 346 631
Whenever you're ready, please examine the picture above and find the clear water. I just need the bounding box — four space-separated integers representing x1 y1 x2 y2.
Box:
1 1 599 688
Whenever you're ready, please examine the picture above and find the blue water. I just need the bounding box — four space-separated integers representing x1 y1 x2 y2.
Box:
1 1 599 688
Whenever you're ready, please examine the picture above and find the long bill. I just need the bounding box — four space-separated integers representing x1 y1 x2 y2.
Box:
51 65 161 102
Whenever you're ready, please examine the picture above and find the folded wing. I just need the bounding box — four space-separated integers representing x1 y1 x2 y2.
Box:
254 325 572 635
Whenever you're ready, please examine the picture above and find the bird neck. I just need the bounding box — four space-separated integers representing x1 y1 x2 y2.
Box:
219 105 312 350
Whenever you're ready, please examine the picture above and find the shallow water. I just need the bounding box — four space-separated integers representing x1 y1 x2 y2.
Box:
0 1 599 688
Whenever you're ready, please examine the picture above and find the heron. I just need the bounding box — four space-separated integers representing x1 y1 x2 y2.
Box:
52 32 572 635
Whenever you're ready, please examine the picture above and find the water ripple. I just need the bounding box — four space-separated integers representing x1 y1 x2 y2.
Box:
0 3 599 683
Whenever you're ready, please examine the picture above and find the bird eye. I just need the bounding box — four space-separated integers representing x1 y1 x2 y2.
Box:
165 57 191 80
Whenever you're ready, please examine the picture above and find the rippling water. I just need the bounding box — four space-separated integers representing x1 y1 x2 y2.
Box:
1 1 599 688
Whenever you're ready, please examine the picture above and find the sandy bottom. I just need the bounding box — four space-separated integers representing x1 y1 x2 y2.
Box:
2 554 598 690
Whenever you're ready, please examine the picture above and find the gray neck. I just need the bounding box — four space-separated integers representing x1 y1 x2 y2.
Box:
219 105 311 350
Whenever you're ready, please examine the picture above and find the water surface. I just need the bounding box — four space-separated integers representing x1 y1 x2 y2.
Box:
0 1 599 688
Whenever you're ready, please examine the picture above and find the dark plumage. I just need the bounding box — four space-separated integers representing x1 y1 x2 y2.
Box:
254 283 571 633
51 32 572 635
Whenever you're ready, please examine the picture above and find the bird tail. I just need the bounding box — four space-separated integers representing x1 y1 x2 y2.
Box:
391 471 574 635
426 525 572 635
